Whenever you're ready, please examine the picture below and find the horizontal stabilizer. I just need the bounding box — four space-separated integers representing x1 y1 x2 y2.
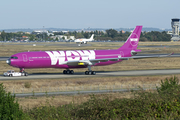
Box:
132 52 174 59
131 50 161 55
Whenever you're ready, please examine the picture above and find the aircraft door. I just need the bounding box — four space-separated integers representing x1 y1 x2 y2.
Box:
22 54 28 62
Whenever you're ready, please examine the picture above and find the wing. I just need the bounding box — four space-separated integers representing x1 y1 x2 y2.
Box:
65 53 174 66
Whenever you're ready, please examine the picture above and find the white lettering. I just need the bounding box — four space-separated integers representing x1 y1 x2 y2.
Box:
66 51 80 61
46 50 96 65
130 38 138 41
45 51 65 65
77 50 95 60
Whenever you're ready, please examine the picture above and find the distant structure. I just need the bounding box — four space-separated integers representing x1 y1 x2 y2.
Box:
171 18 180 41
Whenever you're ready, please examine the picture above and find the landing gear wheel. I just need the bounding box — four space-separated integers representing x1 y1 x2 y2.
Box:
85 71 89 75
70 70 74 74
66 70 70 74
88 71 92 75
85 66 96 75
63 70 74 74
92 71 96 75
85 71 96 75
63 70 67 74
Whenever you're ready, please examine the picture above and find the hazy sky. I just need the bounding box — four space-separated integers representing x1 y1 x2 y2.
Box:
0 0 179 29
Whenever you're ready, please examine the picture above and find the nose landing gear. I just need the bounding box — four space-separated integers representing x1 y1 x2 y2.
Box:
20 68 28 76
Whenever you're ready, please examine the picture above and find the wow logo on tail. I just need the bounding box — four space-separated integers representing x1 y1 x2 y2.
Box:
120 26 142 50
130 33 139 46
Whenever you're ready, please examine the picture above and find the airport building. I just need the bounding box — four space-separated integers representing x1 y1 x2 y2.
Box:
171 18 180 41
50 35 75 40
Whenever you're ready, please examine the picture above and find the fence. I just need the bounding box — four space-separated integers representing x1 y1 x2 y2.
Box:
5 83 160 95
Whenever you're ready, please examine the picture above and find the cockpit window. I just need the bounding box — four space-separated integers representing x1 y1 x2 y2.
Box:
11 56 18 59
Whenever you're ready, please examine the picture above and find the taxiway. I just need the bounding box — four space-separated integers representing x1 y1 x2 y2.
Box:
0 69 180 81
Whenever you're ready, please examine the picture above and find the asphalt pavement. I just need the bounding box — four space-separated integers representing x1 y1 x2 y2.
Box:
1 69 180 81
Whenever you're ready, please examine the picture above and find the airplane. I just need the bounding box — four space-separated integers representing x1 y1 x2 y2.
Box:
74 34 94 44
6 26 173 76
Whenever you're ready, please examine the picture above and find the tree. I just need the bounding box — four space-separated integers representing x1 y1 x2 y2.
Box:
1 30 6 41
0 83 24 119
73 31 77 38
106 29 118 38
29 35 35 41
76 33 84 38
83 32 89 38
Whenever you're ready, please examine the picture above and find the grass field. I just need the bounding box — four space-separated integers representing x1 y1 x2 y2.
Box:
1 42 180 74
9 75 180 110
1 41 180 109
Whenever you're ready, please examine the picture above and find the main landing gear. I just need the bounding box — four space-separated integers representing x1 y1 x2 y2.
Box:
85 66 96 75
63 69 74 74
85 71 96 75
63 66 96 75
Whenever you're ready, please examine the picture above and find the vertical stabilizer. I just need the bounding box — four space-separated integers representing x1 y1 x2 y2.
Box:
119 26 142 50
90 34 94 40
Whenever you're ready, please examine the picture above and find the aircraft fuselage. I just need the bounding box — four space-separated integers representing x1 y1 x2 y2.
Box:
8 49 131 69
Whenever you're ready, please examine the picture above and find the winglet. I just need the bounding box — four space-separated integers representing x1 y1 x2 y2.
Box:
158 52 174 57
169 52 174 56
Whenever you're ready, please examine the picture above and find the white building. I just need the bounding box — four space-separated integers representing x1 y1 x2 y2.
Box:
33 30 48 33
69 36 75 40
50 35 75 40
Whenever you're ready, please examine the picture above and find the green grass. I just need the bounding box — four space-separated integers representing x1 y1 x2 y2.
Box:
19 76 180 119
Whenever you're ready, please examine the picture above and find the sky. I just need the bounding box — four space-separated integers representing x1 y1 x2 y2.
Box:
0 0 179 29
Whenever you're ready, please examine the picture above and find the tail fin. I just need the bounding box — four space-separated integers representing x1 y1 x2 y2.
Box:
119 26 142 50
90 34 94 40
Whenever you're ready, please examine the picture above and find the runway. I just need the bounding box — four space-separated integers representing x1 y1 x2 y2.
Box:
0 57 9 61
3 42 179 48
1 69 180 81
2 43 92 47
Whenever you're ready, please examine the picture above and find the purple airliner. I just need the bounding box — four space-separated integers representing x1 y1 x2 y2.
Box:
6 26 171 75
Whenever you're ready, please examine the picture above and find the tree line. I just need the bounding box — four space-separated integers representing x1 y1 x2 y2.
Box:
0 29 172 41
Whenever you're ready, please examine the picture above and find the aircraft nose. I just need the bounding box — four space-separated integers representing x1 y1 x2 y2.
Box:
6 59 11 65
